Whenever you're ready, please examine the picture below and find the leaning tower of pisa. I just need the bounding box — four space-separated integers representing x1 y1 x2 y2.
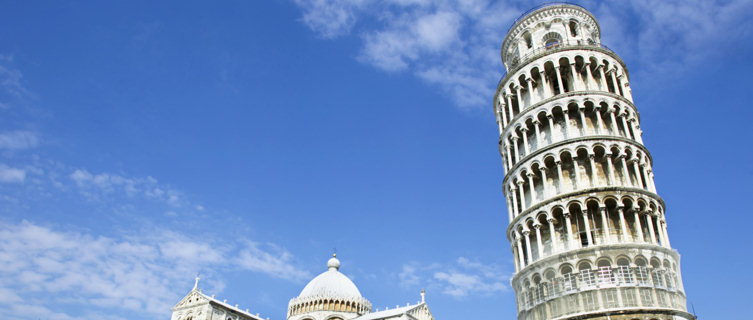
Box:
493 4 694 320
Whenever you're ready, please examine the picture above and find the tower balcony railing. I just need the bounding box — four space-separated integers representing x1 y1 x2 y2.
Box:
504 41 616 72
519 267 681 311
506 2 587 34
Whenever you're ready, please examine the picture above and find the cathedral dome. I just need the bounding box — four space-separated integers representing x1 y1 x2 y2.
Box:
298 254 361 299
287 254 372 319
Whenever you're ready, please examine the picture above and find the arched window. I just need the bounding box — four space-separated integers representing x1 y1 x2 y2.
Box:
569 20 579 37
524 32 533 49
542 32 562 49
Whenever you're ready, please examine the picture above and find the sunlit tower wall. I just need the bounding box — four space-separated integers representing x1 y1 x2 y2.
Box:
492 4 694 320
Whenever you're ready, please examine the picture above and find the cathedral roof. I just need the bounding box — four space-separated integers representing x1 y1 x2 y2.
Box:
298 254 362 299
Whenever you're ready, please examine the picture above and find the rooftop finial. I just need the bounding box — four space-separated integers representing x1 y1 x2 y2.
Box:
421 289 425 303
327 253 341 271
194 272 200 290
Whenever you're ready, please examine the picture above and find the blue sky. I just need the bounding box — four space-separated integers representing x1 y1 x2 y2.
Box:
0 0 752 319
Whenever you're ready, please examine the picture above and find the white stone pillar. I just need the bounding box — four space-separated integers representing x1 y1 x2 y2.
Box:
633 209 644 242
500 102 508 125
610 69 620 95
572 156 582 189
630 119 644 143
516 86 524 110
646 213 658 244
495 110 503 133
620 113 633 139
609 108 619 136
526 78 536 105
554 64 565 94
521 128 530 154
661 218 672 248
597 65 609 92
594 106 605 134
516 235 526 268
540 70 552 98
632 160 645 189
547 217 558 252
512 136 520 163
619 75 634 101
507 199 514 222
505 144 513 170
534 223 544 259
517 179 527 210
605 153 616 186
619 155 631 186
533 120 542 147
588 154 597 187
582 209 593 246
523 229 533 263
527 172 537 203
563 110 571 139
506 92 515 120
569 63 581 91
640 164 652 191
583 62 595 90
600 206 611 244
564 212 575 249
578 106 589 135
555 160 565 193
648 170 658 193
510 185 519 218
512 246 520 272
617 206 629 242
539 167 549 197
546 114 556 143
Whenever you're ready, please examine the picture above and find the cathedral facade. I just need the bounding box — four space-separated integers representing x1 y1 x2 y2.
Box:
170 255 434 320
493 3 694 320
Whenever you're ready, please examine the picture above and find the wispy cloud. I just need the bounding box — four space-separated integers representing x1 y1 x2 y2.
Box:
0 164 25 183
68 168 187 207
0 220 311 319
0 130 39 150
399 257 509 298
292 0 753 110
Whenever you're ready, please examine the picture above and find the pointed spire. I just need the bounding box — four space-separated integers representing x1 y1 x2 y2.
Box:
194 273 200 290
420 289 425 303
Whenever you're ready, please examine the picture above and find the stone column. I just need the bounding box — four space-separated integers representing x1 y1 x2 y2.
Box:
533 119 542 147
600 206 611 244
564 212 575 249
619 155 631 186
633 208 644 242
526 78 536 105
510 185 519 218
495 110 503 133
629 119 644 143
563 110 572 139
527 172 537 203
523 229 533 263
505 92 515 120
582 209 593 246
547 217 558 252
546 114 556 143
572 156 582 189
647 170 657 193
507 199 514 222
554 64 565 94
569 63 581 91
619 75 634 101
620 113 633 139
632 160 645 189
578 106 589 135
534 223 544 259
499 101 508 125
516 234 526 268
512 136 521 163
594 106 605 134
588 153 597 187
617 206 629 242
512 246 520 273
517 179 527 210
646 212 658 244
597 64 609 92
540 70 552 98
521 128 530 154
539 167 549 197
516 86 524 110
505 144 513 170
609 108 619 136
583 62 595 90
661 218 672 248
555 160 565 192
605 153 616 186
610 69 620 95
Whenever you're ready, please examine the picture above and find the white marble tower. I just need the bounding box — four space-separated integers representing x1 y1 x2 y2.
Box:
493 4 694 320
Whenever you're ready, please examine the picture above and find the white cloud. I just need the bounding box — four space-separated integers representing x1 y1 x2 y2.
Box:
0 164 25 182
69 169 187 207
292 0 753 110
398 256 509 298
0 220 310 319
0 130 39 150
